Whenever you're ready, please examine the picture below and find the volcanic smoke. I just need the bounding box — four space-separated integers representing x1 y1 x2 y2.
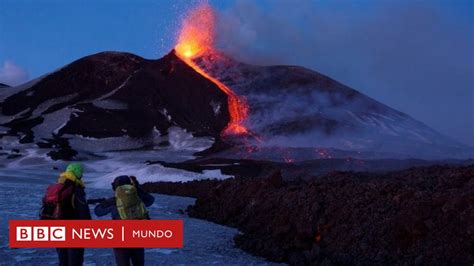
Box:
175 3 249 136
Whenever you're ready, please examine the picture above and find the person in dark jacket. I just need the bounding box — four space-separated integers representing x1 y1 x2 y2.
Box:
95 175 154 266
55 163 92 266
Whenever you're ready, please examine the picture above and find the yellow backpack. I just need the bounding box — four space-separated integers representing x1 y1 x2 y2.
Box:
115 184 148 220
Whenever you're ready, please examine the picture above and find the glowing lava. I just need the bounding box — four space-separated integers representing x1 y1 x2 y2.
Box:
175 3 249 135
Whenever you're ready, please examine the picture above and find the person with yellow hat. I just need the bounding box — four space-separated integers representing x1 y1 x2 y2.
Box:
40 162 91 266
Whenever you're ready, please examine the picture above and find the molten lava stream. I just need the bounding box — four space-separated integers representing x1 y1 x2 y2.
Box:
178 54 249 136
174 3 249 136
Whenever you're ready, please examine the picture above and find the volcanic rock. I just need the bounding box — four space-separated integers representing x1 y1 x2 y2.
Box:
181 165 473 265
144 155 474 183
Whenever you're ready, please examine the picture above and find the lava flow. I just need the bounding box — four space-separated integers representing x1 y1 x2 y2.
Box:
175 3 249 136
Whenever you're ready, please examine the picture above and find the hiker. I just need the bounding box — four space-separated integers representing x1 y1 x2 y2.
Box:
39 163 91 266
94 175 155 266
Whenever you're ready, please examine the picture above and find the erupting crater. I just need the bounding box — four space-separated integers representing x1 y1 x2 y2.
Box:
175 3 249 136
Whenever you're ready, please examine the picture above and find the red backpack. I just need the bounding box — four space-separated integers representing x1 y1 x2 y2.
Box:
39 183 75 219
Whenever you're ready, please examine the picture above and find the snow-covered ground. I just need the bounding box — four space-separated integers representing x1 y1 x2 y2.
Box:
0 167 278 265
0 127 232 185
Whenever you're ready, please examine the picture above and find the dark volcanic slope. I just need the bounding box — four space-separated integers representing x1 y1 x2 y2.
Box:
0 83 10 88
0 51 229 142
1 49 471 159
158 165 473 265
194 51 472 159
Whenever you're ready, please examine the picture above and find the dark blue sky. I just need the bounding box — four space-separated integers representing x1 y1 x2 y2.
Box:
0 0 473 146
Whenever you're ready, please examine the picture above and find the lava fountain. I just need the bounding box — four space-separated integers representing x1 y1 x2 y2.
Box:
175 3 249 136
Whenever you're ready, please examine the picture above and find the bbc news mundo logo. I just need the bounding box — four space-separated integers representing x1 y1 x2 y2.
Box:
9 220 183 248
16 226 66 241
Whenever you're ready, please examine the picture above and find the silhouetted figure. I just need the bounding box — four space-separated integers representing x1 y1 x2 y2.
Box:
95 175 154 266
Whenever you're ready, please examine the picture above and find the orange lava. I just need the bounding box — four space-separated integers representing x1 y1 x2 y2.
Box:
175 3 249 136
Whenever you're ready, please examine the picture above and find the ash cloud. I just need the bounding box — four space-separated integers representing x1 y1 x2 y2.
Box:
213 0 474 147
0 60 29 86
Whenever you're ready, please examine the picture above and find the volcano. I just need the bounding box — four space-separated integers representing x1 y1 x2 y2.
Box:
0 49 471 160
1 1 470 160
0 51 229 142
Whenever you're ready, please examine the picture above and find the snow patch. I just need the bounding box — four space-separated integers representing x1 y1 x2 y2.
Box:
0 108 31 124
32 108 74 140
93 99 128 110
168 127 214 151
68 135 149 153
65 126 213 153
210 101 221 116
410 131 432 144
89 164 231 189
32 93 78 116
160 108 172 122
96 71 137 101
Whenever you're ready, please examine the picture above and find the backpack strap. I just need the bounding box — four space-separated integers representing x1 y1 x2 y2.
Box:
129 176 136 187
71 193 76 209
61 180 76 209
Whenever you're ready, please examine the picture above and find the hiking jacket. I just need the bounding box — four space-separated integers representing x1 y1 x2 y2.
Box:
59 171 91 220
94 186 154 220
40 179 92 220
71 181 92 220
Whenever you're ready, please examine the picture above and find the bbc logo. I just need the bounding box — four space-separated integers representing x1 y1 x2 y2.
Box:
16 226 66 241
10 220 183 248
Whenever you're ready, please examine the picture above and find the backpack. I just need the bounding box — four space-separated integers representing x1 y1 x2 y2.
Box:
39 183 75 219
115 184 149 220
